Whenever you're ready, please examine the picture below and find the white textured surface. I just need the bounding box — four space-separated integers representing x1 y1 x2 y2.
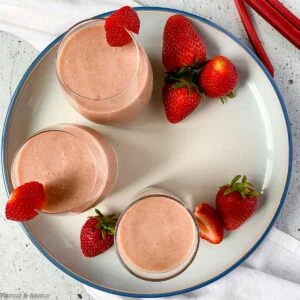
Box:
0 0 299 299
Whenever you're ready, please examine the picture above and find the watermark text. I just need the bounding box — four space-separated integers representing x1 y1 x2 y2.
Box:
0 293 50 299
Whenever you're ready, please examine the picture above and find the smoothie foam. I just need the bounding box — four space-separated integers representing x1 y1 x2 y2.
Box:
57 19 153 124
116 196 198 275
11 125 117 214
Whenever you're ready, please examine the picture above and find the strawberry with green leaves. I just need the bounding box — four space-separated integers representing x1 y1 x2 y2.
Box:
80 209 117 257
198 56 238 102
216 175 259 230
163 80 202 123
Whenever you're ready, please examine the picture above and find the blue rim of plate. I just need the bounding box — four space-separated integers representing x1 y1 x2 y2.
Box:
1 6 293 298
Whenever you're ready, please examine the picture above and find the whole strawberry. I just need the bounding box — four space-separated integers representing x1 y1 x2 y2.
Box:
162 15 206 72
216 175 259 230
163 82 202 123
198 56 238 100
6 182 45 222
80 209 117 257
194 203 224 244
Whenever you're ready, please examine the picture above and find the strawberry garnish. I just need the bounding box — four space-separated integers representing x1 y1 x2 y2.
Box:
198 55 238 101
104 6 140 47
194 203 224 244
162 15 206 72
5 182 45 222
163 81 202 123
80 209 117 257
216 175 259 230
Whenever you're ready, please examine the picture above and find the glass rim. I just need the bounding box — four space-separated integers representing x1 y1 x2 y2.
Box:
10 124 103 215
56 17 141 102
114 192 200 281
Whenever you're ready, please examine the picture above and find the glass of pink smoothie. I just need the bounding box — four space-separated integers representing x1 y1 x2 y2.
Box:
10 124 118 214
115 188 199 281
56 18 153 124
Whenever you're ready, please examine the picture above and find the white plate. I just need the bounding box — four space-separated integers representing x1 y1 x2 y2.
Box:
1 7 292 298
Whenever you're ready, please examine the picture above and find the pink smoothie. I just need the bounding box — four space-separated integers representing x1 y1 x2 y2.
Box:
116 196 197 273
57 19 153 124
11 124 117 214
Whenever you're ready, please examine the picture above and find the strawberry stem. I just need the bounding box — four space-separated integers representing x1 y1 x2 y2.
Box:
231 175 241 185
224 175 259 198
219 91 236 104
170 78 203 97
95 208 104 218
91 209 118 239
164 65 205 98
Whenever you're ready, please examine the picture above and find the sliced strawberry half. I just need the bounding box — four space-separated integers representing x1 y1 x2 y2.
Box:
194 203 224 244
5 182 45 222
104 6 140 47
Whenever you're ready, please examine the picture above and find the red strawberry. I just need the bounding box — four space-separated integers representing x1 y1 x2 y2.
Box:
194 203 224 244
105 6 140 47
216 175 259 230
163 82 202 123
198 56 238 100
80 209 117 257
162 15 206 72
5 182 45 222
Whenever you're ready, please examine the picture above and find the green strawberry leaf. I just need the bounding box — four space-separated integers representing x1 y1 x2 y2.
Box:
233 182 245 193
101 229 107 240
107 227 115 235
231 175 241 186
176 66 191 77
220 97 225 104
191 71 198 84
227 91 236 98
95 223 101 229
244 187 252 194
101 224 108 230
107 214 117 220
246 182 255 188
95 209 103 218
172 82 187 89
242 175 247 184
224 187 235 196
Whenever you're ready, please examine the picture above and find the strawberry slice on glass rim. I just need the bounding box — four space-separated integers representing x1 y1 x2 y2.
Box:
104 6 140 47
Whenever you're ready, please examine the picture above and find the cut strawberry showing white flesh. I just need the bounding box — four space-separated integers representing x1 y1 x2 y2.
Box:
194 203 224 244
